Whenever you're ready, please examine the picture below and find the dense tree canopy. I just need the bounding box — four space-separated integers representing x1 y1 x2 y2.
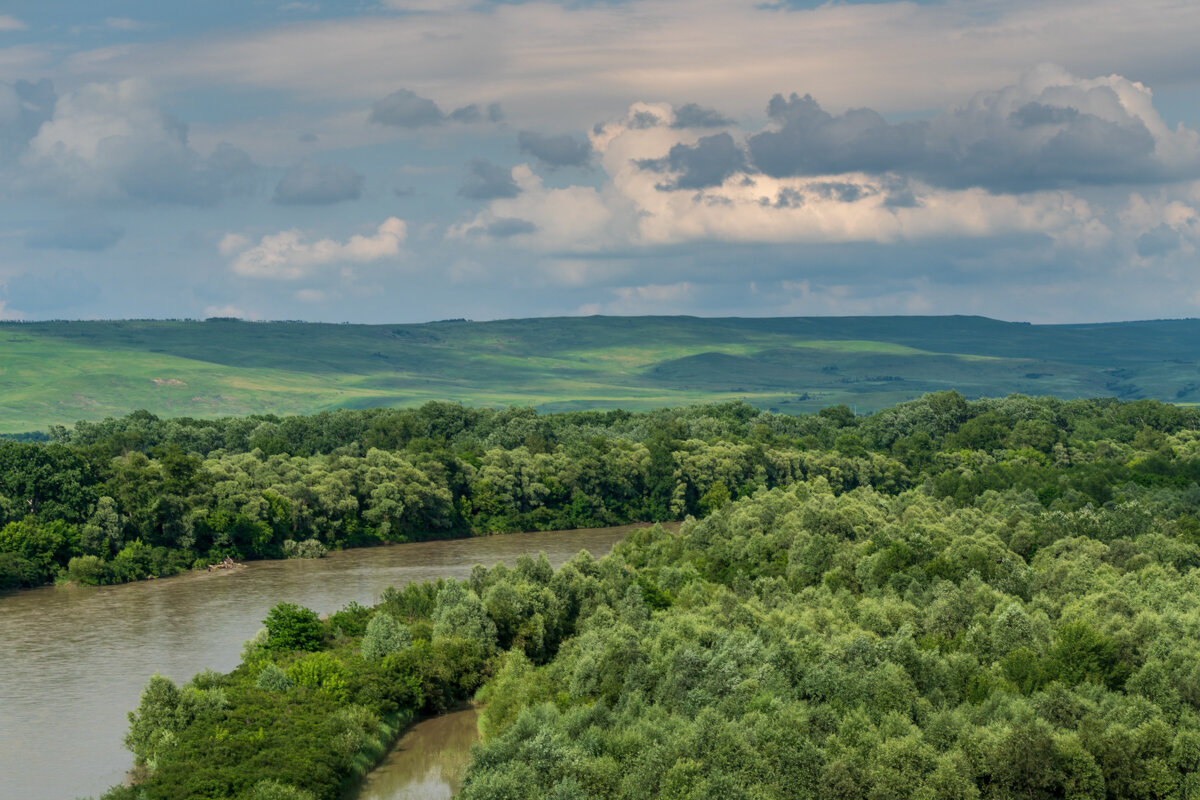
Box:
87 391 1200 799
7 393 1200 592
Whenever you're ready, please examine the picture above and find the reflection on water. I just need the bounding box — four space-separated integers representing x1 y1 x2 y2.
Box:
0 524 645 800
353 708 481 800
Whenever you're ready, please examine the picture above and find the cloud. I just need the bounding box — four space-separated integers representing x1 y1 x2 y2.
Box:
0 79 55 162
1135 225 1183 258
0 15 26 31
517 130 592 168
484 218 537 238
369 88 445 128
226 217 406 279
458 158 520 199
24 216 124 251
273 160 364 205
638 132 746 190
671 103 734 129
453 97 1110 253
369 88 502 129
203 304 253 320
21 80 258 205
747 65 1200 192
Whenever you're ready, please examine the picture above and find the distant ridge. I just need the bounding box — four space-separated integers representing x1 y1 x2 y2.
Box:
1 315 1198 432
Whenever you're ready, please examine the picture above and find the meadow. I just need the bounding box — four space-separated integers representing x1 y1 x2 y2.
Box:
2 315 1198 433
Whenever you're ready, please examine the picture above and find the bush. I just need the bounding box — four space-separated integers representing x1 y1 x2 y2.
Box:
0 551 39 589
67 554 113 586
282 539 327 559
245 779 317 800
361 611 412 660
255 662 295 692
286 652 349 702
264 602 324 652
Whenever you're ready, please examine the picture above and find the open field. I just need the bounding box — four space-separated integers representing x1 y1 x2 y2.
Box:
2 315 1199 432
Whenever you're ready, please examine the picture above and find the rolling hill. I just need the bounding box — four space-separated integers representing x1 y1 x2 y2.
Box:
2 315 1198 433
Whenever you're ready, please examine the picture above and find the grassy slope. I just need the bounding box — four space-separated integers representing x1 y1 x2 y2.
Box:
2 315 1198 432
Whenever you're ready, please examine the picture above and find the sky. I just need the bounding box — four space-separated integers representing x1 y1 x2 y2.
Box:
1 0 1199 324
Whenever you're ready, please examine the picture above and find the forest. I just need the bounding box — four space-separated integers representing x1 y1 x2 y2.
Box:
83 390 1200 799
3 392 1197 591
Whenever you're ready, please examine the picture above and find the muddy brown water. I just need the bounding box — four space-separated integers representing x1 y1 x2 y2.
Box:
350 708 481 800
0 525 648 800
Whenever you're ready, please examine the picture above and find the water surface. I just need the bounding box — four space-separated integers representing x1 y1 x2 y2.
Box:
351 708 481 800
0 525 641 800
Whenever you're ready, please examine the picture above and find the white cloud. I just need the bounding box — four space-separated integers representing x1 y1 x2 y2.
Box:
225 217 407 279
203 304 253 319
20 79 257 204
452 99 1098 253
218 233 251 256
0 15 27 31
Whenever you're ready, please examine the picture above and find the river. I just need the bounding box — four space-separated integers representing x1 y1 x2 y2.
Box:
0 525 643 800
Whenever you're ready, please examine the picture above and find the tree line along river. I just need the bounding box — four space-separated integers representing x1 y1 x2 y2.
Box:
0 525 640 800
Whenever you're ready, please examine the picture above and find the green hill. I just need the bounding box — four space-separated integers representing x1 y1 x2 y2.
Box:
2 315 1198 432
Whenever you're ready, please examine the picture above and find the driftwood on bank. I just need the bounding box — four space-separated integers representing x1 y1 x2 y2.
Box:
206 556 244 572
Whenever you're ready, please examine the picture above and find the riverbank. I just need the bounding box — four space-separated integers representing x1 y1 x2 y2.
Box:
0 524 640 800
1 521 675 598
95 521 643 800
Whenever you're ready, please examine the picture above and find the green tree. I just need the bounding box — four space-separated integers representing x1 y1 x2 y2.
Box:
263 602 324 652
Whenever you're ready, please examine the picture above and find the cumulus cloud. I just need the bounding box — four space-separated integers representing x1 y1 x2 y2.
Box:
638 132 746 190
671 103 734 129
225 217 406 279
458 158 521 199
517 130 592 168
21 80 258 205
273 160 364 205
369 88 502 129
0 15 26 31
452 91 1114 254
24 216 124 251
747 65 1200 192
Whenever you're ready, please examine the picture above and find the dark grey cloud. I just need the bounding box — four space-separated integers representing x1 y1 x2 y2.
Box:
273 161 364 205
485 218 537 237
517 130 592 167
638 132 746 190
746 86 1197 193
370 89 504 129
458 158 520 199
101 138 259 206
24 216 124 251
629 110 663 129
671 103 734 129
449 104 483 123
370 89 445 128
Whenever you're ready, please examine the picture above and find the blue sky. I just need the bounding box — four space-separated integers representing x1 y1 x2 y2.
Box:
2 0 1199 323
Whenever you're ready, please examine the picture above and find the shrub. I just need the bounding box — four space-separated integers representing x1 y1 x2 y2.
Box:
282 539 327 559
67 555 112 586
255 662 295 692
287 652 349 702
264 602 324 652
361 612 412 660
